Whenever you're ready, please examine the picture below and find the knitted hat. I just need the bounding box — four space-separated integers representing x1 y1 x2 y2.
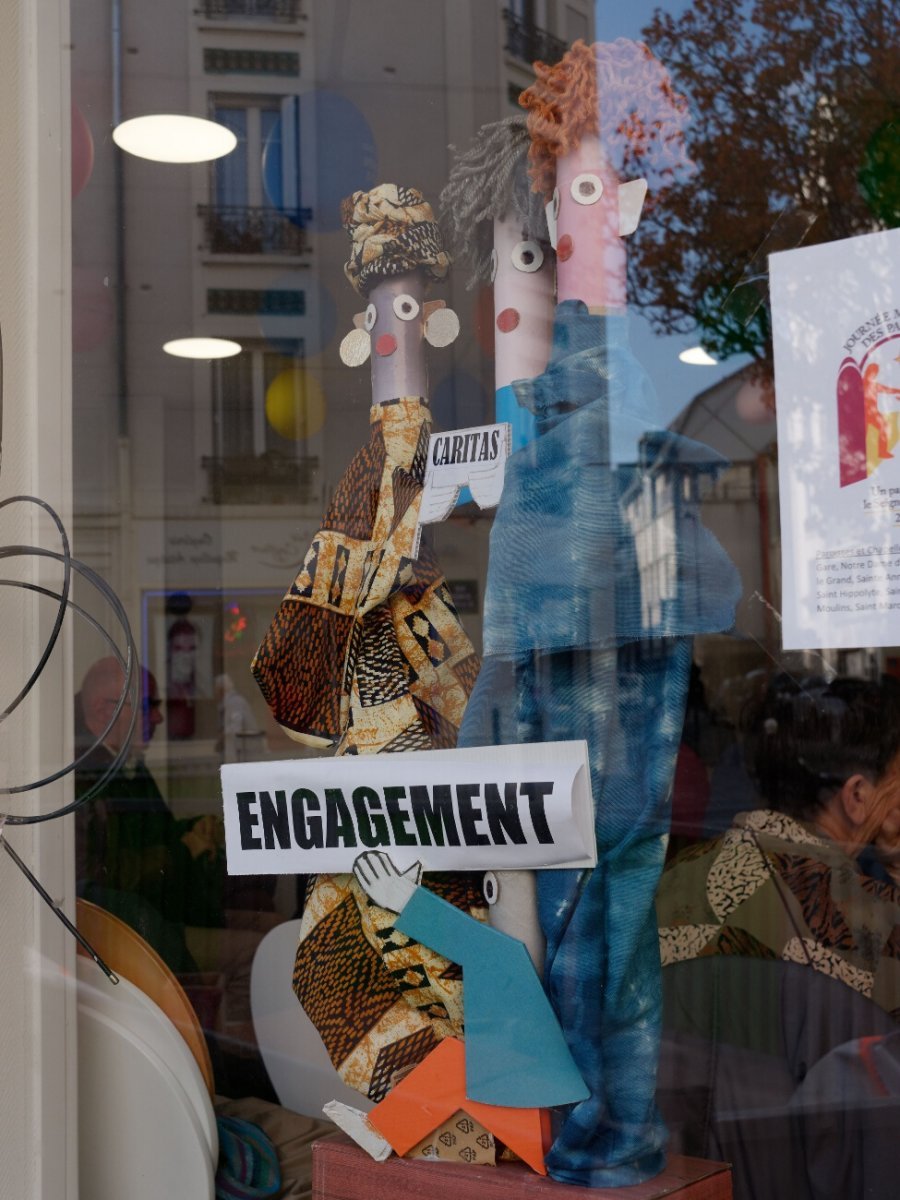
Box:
215 1116 281 1199
342 183 450 296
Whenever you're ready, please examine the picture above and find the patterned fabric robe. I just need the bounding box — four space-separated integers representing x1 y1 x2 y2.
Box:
252 396 486 1102
252 396 479 754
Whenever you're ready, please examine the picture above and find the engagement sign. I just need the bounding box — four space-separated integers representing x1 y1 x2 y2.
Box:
222 740 595 875
770 227 900 649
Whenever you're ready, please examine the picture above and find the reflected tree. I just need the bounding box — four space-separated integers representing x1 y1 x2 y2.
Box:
631 0 900 376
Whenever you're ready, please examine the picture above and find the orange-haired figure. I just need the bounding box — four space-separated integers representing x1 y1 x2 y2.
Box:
455 38 741 1188
521 38 690 312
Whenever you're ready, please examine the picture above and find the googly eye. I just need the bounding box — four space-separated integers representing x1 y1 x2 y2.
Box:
571 173 603 205
392 294 420 321
551 187 560 220
510 240 544 274
489 248 498 283
483 871 499 906
364 303 377 332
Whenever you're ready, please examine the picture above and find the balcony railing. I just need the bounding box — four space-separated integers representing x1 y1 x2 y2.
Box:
197 205 311 255
202 452 319 505
502 9 567 67
200 0 301 21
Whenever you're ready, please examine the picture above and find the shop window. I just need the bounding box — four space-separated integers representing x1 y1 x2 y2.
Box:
197 97 307 254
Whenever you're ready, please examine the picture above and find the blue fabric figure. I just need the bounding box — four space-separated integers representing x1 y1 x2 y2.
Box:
458 301 741 1187
496 381 537 455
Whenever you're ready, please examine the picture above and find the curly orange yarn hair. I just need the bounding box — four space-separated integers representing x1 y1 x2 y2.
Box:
520 39 691 199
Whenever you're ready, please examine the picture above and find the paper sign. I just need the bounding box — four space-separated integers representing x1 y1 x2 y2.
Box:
418 421 510 520
222 740 595 876
770 227 900 649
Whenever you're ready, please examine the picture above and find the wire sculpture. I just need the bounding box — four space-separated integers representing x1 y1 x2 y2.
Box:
0 325 139 980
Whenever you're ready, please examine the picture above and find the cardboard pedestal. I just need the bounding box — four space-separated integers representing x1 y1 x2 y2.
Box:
312 1135 733 1200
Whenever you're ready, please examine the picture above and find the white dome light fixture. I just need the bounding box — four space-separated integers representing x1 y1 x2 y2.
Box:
163 337 242 360
113 115 237 163
679 346 719 366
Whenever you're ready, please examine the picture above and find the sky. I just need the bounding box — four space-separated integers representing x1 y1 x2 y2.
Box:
592 0 753 429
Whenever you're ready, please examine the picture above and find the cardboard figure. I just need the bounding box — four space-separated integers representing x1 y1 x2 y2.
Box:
252 185 477 755
440 117 557 972
352 850 588 1110
252 184 489 1110
457 41 742 1187
440 115 554 456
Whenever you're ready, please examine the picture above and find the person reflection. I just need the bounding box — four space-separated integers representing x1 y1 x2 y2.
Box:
75 656 220 969
75 656 280 1048
656 676 900 1200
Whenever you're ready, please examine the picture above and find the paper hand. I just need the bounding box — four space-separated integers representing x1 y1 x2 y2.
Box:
353 851 422 913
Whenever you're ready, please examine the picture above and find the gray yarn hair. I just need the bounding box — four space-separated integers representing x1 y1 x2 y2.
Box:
440 115 549 289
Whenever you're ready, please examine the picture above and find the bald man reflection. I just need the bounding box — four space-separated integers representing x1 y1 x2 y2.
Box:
74 656 223 971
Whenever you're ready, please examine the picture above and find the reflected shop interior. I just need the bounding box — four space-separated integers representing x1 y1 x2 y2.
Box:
53 0 900 1196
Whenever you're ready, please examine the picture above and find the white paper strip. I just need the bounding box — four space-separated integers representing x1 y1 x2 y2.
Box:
222 740 595 876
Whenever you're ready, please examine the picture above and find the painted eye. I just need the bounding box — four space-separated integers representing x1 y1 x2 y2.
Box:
483 871 499 906
551 187 560 221
489 248 498 283
393 294 420 321
510 240 544 274
364 303 377 332
571 173 603 205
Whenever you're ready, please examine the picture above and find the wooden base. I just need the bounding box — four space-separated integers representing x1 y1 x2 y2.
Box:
312 1135 733 1200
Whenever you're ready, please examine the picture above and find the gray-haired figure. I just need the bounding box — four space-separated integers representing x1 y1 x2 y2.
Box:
440 116 555 453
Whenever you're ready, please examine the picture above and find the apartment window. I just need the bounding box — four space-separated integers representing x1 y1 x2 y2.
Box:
207 343 319 505
204 48 300 76
201 0 301 19
213 97 280 211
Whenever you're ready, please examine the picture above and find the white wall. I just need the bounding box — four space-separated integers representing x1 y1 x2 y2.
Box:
0 0 76 1195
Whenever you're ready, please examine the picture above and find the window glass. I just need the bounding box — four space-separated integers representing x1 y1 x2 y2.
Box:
67 0 900 1193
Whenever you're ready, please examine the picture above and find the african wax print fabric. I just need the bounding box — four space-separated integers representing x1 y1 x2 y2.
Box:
342 185 450 297
457 302 741 1187
253 395 484 1102
292 872 487 1102
657 808 900 1019
251 397 479 755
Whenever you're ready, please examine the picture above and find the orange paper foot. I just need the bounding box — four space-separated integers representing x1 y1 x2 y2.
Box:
368 1038 550 1175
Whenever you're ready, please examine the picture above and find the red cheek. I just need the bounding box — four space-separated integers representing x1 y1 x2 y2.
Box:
557 234 574 262
496 307 520 333
375 333 397 357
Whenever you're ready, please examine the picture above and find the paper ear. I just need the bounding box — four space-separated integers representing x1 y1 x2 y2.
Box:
352 311 367 330
424 307 460 348
545 197 558 250
423 299 446 319
618 179 648 237
340 328 371 367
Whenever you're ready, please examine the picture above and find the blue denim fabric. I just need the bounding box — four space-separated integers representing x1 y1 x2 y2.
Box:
458 302 741 1186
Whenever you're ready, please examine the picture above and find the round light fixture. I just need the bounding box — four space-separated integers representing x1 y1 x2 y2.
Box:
163 337 242 360
112 115 237 163
679 346 718 366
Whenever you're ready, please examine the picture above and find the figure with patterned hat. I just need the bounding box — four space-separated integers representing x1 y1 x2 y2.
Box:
251 185 487 1112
